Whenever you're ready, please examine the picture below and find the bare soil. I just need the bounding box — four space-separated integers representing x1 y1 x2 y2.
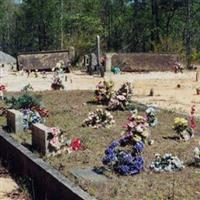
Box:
2 70 200 116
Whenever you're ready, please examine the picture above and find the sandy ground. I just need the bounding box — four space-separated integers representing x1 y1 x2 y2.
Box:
0 175 19 200
1 70 200 115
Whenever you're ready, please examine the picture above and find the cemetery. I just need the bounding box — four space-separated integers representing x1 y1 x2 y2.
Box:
1 1 200 200
0 83 199 199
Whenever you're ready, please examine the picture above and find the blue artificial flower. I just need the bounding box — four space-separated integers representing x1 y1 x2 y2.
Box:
102 153 116 165
133 141 144 153
109 140 120 149
105 147 114 155
120 152 133 165
115 165 130 175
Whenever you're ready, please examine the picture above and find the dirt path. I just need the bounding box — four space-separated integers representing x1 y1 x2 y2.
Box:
1 70 200 115
0 166 27 200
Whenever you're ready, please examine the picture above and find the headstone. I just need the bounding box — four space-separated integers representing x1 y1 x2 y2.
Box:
149 88 154 96
6 109 24 133
196 88 200 95
71 168 108 183
31 123 50 155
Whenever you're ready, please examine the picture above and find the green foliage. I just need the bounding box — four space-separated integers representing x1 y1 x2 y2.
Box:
5 93 42 109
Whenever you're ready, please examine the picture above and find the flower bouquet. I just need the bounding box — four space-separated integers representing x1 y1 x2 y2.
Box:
108 82 133 111
145 107 158 127
47 127 82 156
48 127 64 152
5 93 49 130
173 117 194 141
83 109 115 128
22 109 43 130
122 112 150 144
150 153 185 172
102 139 144 176
51 76 64 90
94 81 114 105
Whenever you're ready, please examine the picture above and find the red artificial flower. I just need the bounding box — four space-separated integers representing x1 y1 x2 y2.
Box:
190 116 197 129
70 138 82 151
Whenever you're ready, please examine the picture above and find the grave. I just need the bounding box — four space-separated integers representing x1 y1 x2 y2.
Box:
31 123 50 155
6 109 24 133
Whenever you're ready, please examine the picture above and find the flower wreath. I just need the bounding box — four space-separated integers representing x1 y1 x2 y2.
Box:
102 135 144 176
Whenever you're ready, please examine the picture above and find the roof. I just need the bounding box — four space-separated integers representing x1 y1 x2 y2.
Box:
0 51 16 64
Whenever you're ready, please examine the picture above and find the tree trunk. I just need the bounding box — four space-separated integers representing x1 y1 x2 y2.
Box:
185 0 192 69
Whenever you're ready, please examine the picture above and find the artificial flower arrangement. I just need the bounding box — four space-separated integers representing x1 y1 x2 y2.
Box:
145 106 158 127
122 111 150 144
47 127 82 156
51 76 64 90
173 105 196 141
5 93 49 130
150 153 185 172
83 108 115 128
102 111 151 176
22 109 43 130
173 118 193 141
108 82 133 111
102 138 144 176
193 142 200 166
94 80 114 105
0 84 6 91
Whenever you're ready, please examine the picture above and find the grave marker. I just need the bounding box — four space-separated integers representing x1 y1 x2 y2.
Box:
6 109 24 133
31 123 50 155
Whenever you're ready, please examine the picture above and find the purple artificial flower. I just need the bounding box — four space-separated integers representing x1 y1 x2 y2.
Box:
109 140 120 149
105 147 114 155
129 156 144 175
133 141 144 153
115 165 130 175
121 153 133 165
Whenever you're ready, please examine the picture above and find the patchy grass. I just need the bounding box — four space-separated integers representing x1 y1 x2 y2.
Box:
1 90 200 200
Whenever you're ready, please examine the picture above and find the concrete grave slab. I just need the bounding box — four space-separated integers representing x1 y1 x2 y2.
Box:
71 168 108 183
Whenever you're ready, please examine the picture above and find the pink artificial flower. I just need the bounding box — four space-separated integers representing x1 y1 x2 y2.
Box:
50 127 60 137
50 136 59 148
190 105 196 129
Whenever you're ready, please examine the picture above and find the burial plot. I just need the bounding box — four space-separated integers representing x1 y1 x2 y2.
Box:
6 109 24 133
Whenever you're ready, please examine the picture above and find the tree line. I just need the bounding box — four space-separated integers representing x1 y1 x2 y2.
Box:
0 0 200 67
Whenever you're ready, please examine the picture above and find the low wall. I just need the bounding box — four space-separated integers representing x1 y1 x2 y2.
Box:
0 131 96 200
111 53 178 72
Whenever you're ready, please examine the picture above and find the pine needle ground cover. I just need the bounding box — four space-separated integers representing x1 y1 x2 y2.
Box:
1 91 200 200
